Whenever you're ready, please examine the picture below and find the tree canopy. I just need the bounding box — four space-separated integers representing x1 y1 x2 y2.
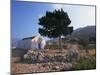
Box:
38 8 73 38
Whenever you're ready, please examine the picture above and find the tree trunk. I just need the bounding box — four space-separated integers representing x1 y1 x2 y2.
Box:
59 36 62 50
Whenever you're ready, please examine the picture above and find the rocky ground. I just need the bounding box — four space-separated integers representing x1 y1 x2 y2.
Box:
11 49 96 74
11 62 72 74
11 49 74 74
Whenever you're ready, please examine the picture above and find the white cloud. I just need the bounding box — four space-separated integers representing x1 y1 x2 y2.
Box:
52 4 72 11
38 14 44 18
51 4 95 29
52 4 64 9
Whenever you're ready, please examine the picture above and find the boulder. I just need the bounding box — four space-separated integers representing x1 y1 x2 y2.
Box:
23 49 80 63
67 49 80 62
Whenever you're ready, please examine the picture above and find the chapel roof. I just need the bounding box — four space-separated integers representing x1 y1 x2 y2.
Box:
22 36 36 40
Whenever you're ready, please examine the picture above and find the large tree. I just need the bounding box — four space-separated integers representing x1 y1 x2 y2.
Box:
38 8 73 50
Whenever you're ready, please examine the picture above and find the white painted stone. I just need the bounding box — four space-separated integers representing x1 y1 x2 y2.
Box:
17 35 46 50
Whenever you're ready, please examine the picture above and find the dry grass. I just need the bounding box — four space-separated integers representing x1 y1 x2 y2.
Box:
11 57 22 63
80 49 96 56
11 48 96 74
11 62 72 74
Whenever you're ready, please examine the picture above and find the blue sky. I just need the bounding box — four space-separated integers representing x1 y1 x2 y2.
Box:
11 0 95 39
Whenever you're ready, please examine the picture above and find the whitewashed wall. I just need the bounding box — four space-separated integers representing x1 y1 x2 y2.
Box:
17 39 32 49
17 36 46 50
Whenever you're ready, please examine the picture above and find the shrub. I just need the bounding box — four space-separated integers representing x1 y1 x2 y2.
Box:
67 49 80 62
72 56 96 70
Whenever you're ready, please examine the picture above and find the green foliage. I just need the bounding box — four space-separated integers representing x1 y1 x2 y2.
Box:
38 8 73 38
89 37 96 44
77 38 88 48
72 56 96 70
87 44 96 49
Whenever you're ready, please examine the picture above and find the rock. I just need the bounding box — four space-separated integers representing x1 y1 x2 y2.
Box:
61 63 72 71
27 49 34 54
31 56 38 62
12 61 73 74
53 55 65 62
23 49 75 63
43 55 52 62
38 53 44 62
67 49 80 62
24 54 30 59
50 62 72 71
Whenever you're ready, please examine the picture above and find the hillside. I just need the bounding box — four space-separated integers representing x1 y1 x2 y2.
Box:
47 26 96 45
71 26 96 39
